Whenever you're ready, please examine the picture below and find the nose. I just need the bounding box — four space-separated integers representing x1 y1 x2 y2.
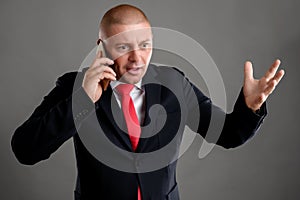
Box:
128 49 141 63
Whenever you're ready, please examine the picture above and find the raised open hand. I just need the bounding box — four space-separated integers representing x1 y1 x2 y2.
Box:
243 59 285 112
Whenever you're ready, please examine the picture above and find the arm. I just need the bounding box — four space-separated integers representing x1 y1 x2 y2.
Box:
186 59 284 148
11 72 94 165
11 50 116 165
187 83 266 148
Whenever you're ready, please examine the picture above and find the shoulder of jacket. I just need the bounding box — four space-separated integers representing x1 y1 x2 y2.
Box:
56 69 85 87
149 63 185 76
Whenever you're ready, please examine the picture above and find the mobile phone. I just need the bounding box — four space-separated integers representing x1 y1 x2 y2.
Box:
96 40 108 57
96 39 114 91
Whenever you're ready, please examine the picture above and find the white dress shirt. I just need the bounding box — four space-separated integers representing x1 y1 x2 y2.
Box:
110 80 145 124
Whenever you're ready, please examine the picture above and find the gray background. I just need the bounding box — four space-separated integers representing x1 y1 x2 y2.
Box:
1 0 299 199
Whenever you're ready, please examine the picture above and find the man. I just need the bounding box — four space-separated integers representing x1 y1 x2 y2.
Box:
11 4 284 200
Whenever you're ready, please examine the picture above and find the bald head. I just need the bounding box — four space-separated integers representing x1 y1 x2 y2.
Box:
99 4 150 39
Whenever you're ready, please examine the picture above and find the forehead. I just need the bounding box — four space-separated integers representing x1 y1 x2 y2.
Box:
103 22 152 44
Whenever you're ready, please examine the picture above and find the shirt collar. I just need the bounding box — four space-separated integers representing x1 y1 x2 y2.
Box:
110 80 143 91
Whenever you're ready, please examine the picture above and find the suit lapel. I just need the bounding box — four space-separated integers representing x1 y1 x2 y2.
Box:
95 64 162 153
96 86 133 151
136 65 162 152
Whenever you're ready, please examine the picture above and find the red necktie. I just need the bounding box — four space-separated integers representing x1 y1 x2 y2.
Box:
116 84 142 200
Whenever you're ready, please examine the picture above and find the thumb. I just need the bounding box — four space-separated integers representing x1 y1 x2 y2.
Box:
244 61 253 83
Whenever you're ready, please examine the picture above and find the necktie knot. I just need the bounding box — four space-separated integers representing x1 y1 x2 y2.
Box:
116 84 134 96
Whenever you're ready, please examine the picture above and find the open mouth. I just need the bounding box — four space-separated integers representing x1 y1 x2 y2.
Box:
126 65 144 75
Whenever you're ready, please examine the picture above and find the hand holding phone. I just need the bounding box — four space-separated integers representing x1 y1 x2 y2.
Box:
96 41 114 91
82 40 116 103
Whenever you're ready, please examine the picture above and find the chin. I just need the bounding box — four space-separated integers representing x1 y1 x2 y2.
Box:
119 70 146 84
118 75 141 84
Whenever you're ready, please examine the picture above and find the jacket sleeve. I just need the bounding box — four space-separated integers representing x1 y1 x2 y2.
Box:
183 72 267 149
11 72 95 165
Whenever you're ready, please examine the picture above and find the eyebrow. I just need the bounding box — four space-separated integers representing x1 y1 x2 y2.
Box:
114 39 152 46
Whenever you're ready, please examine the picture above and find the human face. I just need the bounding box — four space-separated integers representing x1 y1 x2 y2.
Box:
101 22 153 84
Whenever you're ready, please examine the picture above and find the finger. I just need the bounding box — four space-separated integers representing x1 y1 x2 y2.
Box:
244 61 253 82
264 59 281 81
102 66 116 77
264 69 285 95
271 69 285 85
99 72 117 81
92 65 116 77
87 67 116 82
95 57 114 67
90 57 114 69
264 79 276 96
86 66 116 81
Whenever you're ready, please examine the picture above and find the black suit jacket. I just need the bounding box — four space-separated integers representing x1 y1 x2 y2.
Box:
11 64 267 200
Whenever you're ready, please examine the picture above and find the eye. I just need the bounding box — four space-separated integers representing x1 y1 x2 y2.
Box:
140 42 152 49
116 44 130 52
